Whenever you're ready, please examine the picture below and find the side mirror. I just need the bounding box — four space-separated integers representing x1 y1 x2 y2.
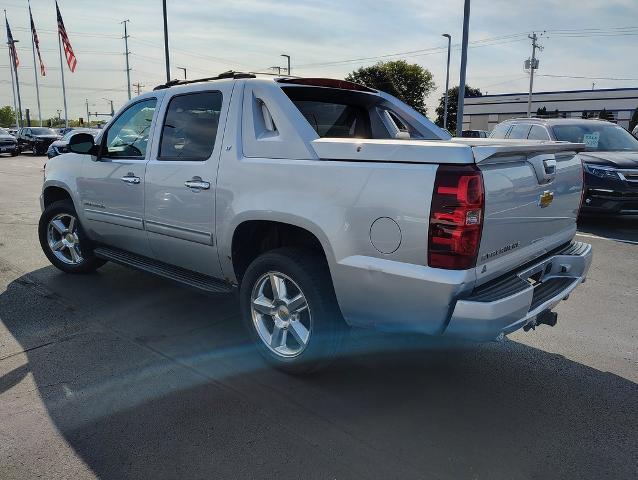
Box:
68 133 98 155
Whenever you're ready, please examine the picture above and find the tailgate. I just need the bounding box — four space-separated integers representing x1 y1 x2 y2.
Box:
463 139 586 286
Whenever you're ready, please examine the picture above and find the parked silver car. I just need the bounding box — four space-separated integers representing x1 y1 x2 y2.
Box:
38 73 591 372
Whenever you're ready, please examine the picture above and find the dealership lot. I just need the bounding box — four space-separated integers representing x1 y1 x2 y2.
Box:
0 154 636 479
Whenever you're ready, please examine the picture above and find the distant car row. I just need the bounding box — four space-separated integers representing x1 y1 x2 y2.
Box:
0 127 100 158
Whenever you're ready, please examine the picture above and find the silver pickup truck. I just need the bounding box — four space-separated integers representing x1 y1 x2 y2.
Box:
38 73 592 372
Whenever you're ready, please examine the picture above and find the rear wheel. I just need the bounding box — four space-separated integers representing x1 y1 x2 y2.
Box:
240 248 346 374
38 199 106 274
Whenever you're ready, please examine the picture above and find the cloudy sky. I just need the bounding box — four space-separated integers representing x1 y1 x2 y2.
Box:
2 0 637 121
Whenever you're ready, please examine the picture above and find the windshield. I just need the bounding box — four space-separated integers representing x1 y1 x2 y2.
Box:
552 123 638 152
31 127 57 136
0 128 9 135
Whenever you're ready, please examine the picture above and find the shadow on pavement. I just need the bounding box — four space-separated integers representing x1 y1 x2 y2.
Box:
1 264 637 479
578 214 638 242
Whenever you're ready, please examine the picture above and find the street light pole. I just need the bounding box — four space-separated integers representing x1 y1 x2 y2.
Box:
162 0 170 82
177 67 187 79
456 0 471 137
281 54 291 75
442 34 451 130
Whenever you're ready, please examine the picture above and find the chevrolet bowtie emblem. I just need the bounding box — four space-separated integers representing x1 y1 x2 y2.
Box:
539 190 554 208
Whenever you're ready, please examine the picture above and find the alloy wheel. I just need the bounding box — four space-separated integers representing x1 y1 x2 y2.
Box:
250 271 312 358
46 213 84 265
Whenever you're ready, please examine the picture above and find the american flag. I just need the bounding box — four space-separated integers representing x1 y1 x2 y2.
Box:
29 5 46 76
5 18 19 69
56 2 76 72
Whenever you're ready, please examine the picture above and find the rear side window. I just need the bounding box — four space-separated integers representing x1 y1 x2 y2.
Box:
159 91 223 161
490 123 511 139
508 123 532 139
289 100 369 138
528 125 550 140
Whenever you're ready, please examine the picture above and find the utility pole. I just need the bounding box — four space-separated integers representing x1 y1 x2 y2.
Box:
456 0 471 137
281 54 291 75
526 32 543 118
85 98 90 125
133 82 145 95
442 33 451 130
121 19 131 100
177 67 186 79
162 0 170 82
271 66 282 75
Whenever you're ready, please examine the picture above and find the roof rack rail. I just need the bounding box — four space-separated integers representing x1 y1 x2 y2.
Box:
153 70 257 91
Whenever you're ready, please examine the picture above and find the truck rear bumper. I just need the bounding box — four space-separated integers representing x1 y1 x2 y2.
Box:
443 241 592 341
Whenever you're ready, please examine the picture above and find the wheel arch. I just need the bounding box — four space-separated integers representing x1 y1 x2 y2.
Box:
42 183 74 208
228 215 335 285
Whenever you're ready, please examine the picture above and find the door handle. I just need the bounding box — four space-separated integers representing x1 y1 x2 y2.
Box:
184 177 210 190
121 175 141 184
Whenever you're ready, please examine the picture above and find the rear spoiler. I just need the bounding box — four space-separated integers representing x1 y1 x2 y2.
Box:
451 138 586 163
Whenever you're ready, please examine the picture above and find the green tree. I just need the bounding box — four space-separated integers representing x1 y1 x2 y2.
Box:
345 60 435 115
434 85 482 133
628 108 638 131
0 106 17 128
536 106 548 117
598 108 614 121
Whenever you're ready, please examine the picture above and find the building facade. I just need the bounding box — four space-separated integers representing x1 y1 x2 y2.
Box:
463 87 638 132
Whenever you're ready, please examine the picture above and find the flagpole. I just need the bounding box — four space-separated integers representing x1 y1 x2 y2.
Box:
5 11 23 128
28 3 42 126
5 11 18 128
7 45 19 128
57 29 68 128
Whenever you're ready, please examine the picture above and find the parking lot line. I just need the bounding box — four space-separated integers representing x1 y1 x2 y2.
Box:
576 232 638 245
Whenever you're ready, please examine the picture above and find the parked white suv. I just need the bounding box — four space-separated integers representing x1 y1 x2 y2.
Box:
39 73 592 372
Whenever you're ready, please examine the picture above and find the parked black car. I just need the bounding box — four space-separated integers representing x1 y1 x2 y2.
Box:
490 118 638 215
16 127 60 156
0 128 19 156
461 129 488 138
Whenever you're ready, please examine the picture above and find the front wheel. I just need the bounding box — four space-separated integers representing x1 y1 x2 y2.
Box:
240 248 347 374
38 199 106 274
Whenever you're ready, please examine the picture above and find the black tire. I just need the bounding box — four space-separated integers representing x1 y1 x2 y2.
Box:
38 199 106 274
239 248 347 374
10 149 18 156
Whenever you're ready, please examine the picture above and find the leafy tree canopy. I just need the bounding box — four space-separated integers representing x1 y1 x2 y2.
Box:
434 85 482 133
345 60 435 115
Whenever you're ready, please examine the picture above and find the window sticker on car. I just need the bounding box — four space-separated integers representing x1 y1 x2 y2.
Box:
582 132 600 148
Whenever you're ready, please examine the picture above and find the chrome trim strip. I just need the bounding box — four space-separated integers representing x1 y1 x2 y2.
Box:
617 169 638 183
84 208 144 230
145 220 214 245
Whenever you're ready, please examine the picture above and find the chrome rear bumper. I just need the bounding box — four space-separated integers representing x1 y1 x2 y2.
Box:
444 241 592 340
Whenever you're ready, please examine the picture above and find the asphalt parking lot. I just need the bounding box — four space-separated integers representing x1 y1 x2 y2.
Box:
0 154 636 480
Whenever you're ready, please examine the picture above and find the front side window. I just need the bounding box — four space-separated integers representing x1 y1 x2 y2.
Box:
104 98 157 158
159 91 223 161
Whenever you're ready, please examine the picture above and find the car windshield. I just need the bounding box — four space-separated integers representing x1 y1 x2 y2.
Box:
31 127 57 136
552 123 638 152
0 128 8 135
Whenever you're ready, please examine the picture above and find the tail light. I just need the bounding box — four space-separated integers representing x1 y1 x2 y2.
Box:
428 165 485 270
